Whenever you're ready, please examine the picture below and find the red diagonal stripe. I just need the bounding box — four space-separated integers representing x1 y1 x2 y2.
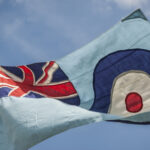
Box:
9 87 29 97
31 82 77 97
18 66 34 85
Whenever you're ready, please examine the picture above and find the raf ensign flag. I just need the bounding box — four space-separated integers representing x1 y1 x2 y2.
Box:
0 9 150 150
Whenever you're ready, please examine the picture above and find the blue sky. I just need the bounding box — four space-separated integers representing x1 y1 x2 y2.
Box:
1 0 150 150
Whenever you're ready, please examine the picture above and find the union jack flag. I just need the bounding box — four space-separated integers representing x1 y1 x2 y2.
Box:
0 61 80 105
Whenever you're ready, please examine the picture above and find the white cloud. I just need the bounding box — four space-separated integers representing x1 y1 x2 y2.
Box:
91 0 112 14
15 0 22 3
113 0 148 9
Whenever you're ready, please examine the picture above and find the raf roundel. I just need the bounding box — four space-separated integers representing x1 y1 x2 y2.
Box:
91 49 150 117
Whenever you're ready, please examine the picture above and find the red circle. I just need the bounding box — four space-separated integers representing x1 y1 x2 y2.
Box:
125 92 143 113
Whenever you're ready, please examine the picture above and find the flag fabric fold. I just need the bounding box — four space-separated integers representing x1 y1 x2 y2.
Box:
1 9 150 150
0 97 106 150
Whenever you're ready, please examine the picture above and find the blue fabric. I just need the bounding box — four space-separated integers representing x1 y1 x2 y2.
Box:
27 62 46 82
51 66 69 82
57 18 150 110
0 87 11 98
24 92 44 98
2 66 23 78
0 96 105 150
92 49 150 113
122 9 147 21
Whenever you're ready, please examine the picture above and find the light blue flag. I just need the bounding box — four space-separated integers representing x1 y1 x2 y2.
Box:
0 9 150 150
57 9 150 123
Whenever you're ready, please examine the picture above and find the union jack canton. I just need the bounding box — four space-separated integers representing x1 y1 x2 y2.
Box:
0 61 80 105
